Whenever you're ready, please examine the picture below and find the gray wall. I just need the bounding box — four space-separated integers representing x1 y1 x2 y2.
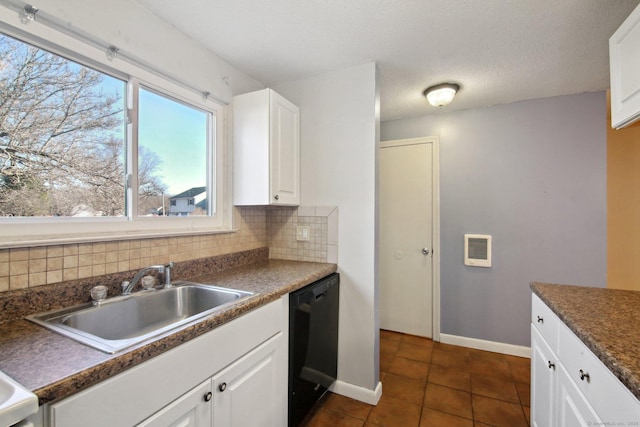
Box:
381 92 607 347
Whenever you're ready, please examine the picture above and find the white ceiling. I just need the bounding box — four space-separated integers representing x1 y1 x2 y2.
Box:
135 0 640 121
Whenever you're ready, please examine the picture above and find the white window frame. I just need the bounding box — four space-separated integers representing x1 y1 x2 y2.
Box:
0 8 232 248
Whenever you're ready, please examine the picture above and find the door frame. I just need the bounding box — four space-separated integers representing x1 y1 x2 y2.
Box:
379 136 441 341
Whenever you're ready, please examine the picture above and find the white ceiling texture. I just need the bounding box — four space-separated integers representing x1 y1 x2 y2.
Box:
136 0 640 121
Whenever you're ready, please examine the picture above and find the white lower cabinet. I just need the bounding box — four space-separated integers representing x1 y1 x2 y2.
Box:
556 363 600 427
212 333 285 427
138 380 212 427
530 326 556 427
531 293 640 426
47 297 288 427
139 333 285 427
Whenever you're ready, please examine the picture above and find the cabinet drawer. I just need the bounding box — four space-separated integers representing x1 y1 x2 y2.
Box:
558 322 640 424
532 294 559 353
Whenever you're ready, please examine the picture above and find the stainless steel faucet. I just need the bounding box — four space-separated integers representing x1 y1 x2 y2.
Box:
122 262 175 295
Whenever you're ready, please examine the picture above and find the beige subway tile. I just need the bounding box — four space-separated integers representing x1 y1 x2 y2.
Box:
10 248 29 261
118 241 130 251
0 277 9 291
47 257 63 271
118 261 129 272
105 242 119 252
0 250 8 263
47 245 63 258
129 240 141 249
78 243 93 255
64 255 78 269
0 262 8 277
105 262 118 274
92 243 106 253
10 274 29 289
63 268 78 281
140 239 151 248
140 256 154 266
10 260 29 276
78 254 93 267
129 257 142 270
46 270 62 285
29 258 47 274
118 250 129 262
92 253 106 265
78 266 93 279
105 251 118 264
153 238 169 247
129 249 141 260
93 264 106 276
29 272 47 287
29 247 47 259
63 244 79 256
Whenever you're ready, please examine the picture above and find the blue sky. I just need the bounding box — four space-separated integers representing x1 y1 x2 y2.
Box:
100 77 208 196
138 88 207 195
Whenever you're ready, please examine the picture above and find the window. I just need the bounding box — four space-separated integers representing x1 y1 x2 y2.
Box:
0 33 126 217
0 25 227 245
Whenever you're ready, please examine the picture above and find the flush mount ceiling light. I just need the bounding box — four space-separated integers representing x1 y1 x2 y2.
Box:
423 83 460 107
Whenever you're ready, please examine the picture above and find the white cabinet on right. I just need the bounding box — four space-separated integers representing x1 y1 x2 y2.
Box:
610 2 640 129
212 333 285 427
233 88 300 206
531 293 640 426
138 380 212 427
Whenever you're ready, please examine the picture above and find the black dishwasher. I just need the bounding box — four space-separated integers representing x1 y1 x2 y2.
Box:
288 273 340 427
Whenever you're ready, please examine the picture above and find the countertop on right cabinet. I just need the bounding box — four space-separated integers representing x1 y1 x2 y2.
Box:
530 282 640 400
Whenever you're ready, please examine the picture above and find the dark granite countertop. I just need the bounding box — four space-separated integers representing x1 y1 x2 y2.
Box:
0 258 336 404
531 282 640 400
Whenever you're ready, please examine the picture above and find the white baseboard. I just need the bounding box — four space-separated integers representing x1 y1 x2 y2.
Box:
330 380 382 405
439 333 531 358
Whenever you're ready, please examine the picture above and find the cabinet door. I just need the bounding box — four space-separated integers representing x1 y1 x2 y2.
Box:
212 333 285 427
610 3 640 128
269 91 300 205
556 364 601 427
531 325 557 427
137 380 212 427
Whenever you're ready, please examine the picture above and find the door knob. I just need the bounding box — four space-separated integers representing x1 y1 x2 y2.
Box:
421 247 430 256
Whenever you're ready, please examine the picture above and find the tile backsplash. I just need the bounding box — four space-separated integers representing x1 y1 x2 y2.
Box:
0 205 339 293
0 207 267 292
267 205 338 263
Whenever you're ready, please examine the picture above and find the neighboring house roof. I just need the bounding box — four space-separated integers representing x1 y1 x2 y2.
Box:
196 199 207 210
170 186 206 200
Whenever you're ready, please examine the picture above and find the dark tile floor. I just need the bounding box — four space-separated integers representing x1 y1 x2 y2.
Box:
303 330 530 427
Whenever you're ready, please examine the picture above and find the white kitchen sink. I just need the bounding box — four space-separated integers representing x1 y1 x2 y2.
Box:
0 370 38 427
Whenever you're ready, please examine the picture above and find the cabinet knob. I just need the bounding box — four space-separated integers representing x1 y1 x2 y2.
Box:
274 195 279 201
219 382 227 392
548 361 555 370
579 369 590 382
204 391 212 402
537 316 544 323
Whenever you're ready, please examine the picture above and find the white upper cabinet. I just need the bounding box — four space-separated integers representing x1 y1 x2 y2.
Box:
233 89 300 206
610 3 640 129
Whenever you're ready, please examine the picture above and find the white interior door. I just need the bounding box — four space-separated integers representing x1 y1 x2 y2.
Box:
379 137 437 338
